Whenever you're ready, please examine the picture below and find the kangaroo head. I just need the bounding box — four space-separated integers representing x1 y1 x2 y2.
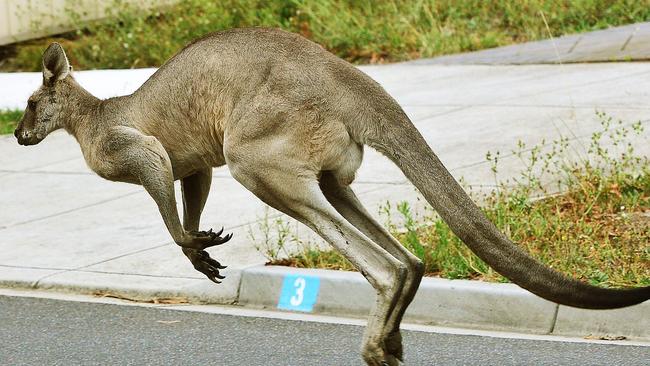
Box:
15 43 72 145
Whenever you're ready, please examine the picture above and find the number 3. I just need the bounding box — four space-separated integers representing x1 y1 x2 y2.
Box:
290 277 306 306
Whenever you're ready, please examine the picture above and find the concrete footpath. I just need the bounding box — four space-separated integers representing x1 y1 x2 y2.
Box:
414 22 650 65
1 25 650 340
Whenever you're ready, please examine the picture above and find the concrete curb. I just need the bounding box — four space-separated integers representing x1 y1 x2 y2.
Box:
0 266 241 304
238 266 650 339
2 265 648 339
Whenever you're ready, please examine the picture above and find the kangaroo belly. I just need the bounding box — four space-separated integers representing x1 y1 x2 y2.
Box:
167 147 226 180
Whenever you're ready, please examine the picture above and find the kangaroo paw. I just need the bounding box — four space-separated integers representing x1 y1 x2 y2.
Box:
384 331 404 362
183 248 227 283
187 227 233 249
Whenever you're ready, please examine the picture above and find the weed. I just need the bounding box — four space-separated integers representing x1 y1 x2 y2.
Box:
247 207 293 262
248 206 355 270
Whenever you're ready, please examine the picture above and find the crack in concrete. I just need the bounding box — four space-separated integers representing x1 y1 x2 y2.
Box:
0 190 142 230
493 68 650 107
0 169 94 175
0 263 71 271
620 25 641 52
567 36 582 54
45 268 205 280
443 118 650 173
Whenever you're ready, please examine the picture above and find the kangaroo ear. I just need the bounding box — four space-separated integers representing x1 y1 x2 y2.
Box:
42 43 71 85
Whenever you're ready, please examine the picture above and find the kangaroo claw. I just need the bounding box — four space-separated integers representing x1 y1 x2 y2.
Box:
183 248 227 283
189 227 233 249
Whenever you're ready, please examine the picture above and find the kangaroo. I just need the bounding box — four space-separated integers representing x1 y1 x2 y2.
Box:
14 28 649 365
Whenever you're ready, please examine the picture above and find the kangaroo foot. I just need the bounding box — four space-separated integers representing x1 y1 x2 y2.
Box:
183 248 227 283
384 331 404 362
362 342 399 366
181 227 233 250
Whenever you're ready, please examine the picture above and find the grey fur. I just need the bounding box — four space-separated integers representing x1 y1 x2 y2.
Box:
14 28 649 365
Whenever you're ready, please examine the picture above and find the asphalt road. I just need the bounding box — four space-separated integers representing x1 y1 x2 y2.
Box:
0 295 647 366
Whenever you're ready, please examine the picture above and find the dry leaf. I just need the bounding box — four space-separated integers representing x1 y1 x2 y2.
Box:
152 297 189 304
584 334 627 341
92 291 189 304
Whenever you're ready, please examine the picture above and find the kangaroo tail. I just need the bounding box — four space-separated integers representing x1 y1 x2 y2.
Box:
361 114 649 309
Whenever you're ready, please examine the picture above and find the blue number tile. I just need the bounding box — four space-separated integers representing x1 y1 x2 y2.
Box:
277 274 321 312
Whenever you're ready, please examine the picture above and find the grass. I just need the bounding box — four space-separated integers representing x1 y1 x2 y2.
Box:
2 0 650 70
256 112 650 287
0 109 22 135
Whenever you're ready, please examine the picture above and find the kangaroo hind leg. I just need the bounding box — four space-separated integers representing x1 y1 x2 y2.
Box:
319 171 424 362
230 163 405 366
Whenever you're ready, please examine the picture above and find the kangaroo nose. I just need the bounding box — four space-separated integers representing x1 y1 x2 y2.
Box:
14 128 19 138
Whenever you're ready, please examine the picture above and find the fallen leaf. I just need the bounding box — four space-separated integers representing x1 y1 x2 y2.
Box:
584 334 627 341
92 291 189 304
152 297 189 305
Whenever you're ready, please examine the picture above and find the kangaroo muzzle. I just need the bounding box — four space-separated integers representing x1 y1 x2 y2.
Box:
14 128 41 146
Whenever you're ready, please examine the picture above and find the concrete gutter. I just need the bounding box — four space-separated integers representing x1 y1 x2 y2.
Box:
4 265 647 340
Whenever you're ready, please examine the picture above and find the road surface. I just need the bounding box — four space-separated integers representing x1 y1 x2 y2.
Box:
0 294 647 365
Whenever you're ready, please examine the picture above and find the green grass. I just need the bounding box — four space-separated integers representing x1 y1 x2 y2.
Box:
259 113 650 287
0 109 22 135
2 0 650 71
